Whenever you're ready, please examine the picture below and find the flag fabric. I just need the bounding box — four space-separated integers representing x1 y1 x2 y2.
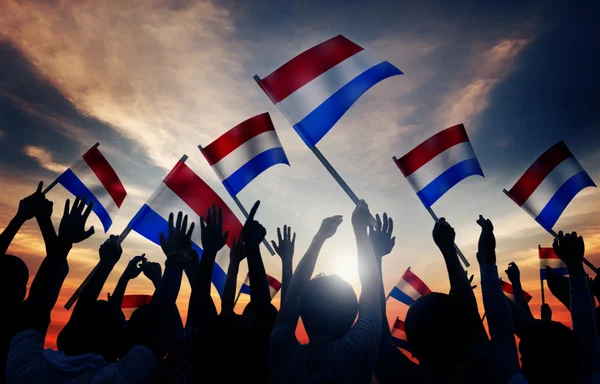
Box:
256 35 403 147
539 246 568 280
395 124 484 208
128 159 243 296
388 267 431 306
391 317 412 352
500 280 533 303
56 145 127 232
239 273 282 300
200 113 289 196
121 294 153 309
505 141 596 232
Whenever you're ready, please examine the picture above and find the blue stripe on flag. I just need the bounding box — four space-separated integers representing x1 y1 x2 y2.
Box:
540 267 569 280
292 61 403 147
417 158 484 208
389 286 415 306
240 283 251 295
535 171 596 231
222 147 289 196
392 337 412 352
128 204 227 296
57 169 112 232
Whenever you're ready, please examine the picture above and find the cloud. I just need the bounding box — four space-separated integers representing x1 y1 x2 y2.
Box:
23 146 67 173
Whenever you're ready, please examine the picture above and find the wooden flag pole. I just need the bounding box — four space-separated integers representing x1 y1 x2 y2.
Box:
539 246 546 305
198 144 276 256
502 189 598 274
392 157 470 269
43 142 100 195
65 155 187 310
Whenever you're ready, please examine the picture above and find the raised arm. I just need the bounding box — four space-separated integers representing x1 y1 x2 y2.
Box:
221 233 244 315
109 254 146 308
554 231 600 376
243 201 270 307
505 262 534 319
187 204 227 327
141 261 162 290
272 225 295 303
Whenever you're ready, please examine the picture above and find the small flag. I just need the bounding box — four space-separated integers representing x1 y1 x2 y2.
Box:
505 141 596 232
500 280 532 303
539 246 568 280
200 113 289 196
388 267 431 306
121 294 153 309
391 317 412 352
395 124 484 207
128 158 243 296
56 145 127 231
239 273 282 300
256 35 402 147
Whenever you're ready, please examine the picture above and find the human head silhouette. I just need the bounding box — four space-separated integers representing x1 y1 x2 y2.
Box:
0 255 29 307
519 320 582 383
127 304 183 354
57 300 126 362
300 274 358 341
404 292 472 367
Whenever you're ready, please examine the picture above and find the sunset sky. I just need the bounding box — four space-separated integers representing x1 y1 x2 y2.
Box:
1 0 599 348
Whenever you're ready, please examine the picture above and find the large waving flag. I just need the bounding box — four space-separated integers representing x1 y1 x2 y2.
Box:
391 317 412 353
539 246 568 280
504 141 596 232
500 280 533 303
128 157 243 295
55 144 127 232
388 267 431 306
395 124 484 208
239 273 282 300
256 35 403 147
200 113 289 197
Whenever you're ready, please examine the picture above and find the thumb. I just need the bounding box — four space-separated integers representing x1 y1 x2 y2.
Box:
82 226 95 241
271 241 279 254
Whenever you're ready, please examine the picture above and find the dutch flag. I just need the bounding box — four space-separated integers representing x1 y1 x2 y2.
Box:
56 144 127 232
504 141 596 232
500 280 533 303
395 124 484 208
200 113 289 197
120 294 153 309
256 35 403 147
128 158 243 296
391 317 412 353
239 273 282 300
539 246 568 280
388 267 431 306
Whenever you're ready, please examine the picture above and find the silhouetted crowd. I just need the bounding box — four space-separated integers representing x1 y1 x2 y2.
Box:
1 184 599 383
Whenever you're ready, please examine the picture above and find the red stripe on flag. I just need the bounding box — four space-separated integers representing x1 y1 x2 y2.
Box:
121 294 152 309
506 141 573 206
258 35 364 103
163 161 243 247
82 146 127 207
395 124 470 177
266 274 282 291
201 113 275 165
500 280 532 303
393 317 406 332
539 246 560 259
401 267 431 296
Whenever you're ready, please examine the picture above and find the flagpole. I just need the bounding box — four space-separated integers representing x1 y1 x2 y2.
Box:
393 157 470 269
538 245 546 305
197 144 276 256
65 155 187 310
43 142 100 195
502 189 598 274
233 288 243 307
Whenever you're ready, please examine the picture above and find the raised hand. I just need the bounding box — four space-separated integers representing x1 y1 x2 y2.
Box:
505 262 521 285
160 211 195 265
200 203 229 254
467 272 477 290
317 215 343 240
541 303 552 321
272 225 295 263
242 201 266 247
230 233 246 265
123 254 147 280
58 197 95 245
16 181 52 221
351 199 371 229
368 212 395 258
553 231 585 273
476 215 496 265
432 217 455 251
142 261 162 286
99 235 123 265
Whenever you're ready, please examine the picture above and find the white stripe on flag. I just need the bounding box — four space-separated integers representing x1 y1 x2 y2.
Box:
269 286 278 298
277 49 384 125
539 258 567 269
521 157 584 218
70 160 118 216
211 130 282 180
405 141 477 193
395 279 423 302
